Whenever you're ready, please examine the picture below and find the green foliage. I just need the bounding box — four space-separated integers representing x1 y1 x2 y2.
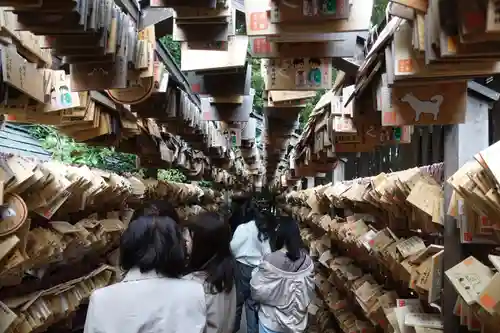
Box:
30 125 139 174
198 180 213 188
372 0 389 26
251 58 264 115
160 35 181 66
297 69 338 128
299 90 325 129
29 125 187 182
158 169 186 182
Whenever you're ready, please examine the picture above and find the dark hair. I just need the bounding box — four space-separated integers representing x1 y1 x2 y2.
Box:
255 209 276 243
229 196 255 232
309 58 321 66
185 212 235 294
230 197 275 243
131 200 180 224
274 216 305 261
120 216 186 278
293 58 304 65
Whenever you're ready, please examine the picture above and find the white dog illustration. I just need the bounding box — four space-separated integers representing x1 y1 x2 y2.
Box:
400 93 444 121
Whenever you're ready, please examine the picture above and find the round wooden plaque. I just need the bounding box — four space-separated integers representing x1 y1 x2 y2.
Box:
0 194 28 237
106 76 154 105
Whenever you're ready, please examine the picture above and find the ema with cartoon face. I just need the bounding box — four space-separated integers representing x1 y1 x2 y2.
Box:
59 85 73 107
51 84 72 108
308 58 322 86
293 58 307 87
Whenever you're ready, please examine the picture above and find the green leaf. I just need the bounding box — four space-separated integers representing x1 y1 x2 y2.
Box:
29 124 143 174
372 0 389 26
158 169 187 183
160 36 181 66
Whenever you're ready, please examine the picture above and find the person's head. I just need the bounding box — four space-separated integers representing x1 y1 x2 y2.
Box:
255 208 276 244
309 58 321 69
185 212 235 294
293 58 305 70
274 215 306 261
229 196 256 231
233 197 275 243
131 200 180 224
120 215 186 278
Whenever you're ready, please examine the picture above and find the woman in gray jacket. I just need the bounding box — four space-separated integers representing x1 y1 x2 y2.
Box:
184 212 237 333
250 216 315 333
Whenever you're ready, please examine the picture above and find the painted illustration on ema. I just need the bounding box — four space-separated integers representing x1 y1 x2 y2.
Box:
292 58 322 88
293 58 307 87
400 93 444 122
308 58 322 86
51 84 72 109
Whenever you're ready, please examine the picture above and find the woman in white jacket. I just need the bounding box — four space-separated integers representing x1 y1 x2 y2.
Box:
230 199 275 333
250 216 315 333
84 212 206 333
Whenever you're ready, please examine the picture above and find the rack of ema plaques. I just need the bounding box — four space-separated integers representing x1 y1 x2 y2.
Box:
0 154 224 333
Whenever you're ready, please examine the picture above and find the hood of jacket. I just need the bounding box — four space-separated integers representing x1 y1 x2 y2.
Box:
250 251 315 333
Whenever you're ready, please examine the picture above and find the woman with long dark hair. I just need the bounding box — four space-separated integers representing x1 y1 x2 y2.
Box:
184 212 237 333
84 209 206 333
230 198 275 333
250 215 314 333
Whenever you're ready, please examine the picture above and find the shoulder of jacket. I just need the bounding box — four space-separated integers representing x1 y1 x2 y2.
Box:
259 257 280 273
183 273 210 289
148 276 205 299
263 251 284 264
185 273 215 292
234 221 250 234
179 278 208 308
184 271 206 281
88 284 107 303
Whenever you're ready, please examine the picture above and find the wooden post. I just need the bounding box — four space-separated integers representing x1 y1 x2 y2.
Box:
443 94 490 333
421 127 430 166
431 125 443 163
359 153 370 178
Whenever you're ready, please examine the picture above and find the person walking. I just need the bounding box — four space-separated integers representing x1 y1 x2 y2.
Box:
250 216 315 333
184 212 237 333
230 198 274 333
84 211 206 333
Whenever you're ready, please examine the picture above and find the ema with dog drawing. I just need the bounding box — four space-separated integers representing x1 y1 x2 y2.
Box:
400 93 444 122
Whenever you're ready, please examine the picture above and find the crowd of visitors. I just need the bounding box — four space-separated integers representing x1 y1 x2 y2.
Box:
83 195 315 333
